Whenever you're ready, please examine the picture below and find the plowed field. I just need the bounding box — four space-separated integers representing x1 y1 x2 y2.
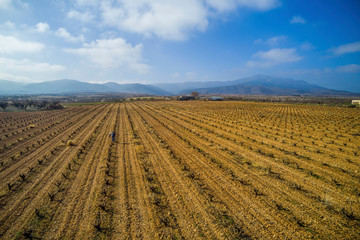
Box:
1 101 359 239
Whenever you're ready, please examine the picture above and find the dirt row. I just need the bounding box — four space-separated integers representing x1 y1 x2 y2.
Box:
0 107 77 141
0 105 103 163
126 103 251 239
0 104 108 194
143 103 360 194
0 104 113 239
1 101 359 239
132 101 360 239
130 103 310 239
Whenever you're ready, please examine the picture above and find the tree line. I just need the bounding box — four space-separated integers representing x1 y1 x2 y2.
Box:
0 99 64 111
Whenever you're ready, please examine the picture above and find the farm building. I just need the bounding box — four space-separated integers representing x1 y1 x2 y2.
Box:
177 96 196 101
209 96 224 101
352 100 360 105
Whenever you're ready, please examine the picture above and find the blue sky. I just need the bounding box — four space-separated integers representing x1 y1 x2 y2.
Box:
0 0 359 92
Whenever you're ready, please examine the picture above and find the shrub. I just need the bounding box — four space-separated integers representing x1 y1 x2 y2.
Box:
67 140 75 146
348 104 357 108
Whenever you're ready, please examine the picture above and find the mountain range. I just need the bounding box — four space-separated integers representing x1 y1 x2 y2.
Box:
0 75 359 96
0 79 171 96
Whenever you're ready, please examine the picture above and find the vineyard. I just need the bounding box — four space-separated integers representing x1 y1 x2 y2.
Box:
0 101 359 239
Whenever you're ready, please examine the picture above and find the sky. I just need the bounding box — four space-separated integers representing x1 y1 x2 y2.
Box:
0 0 359 92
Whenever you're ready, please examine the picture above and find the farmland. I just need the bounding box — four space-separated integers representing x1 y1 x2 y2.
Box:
0 101 359 239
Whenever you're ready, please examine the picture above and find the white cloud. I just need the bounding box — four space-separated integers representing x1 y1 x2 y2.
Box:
75 0 99 7
0 21 15 29
1 22 50 34
99 0 280 41
206 0 280 12
100 31 118 39
290 15 306 24
300 41 314 50
55 28 85 42
255 35 287 46
283 65 360 76
171 72 181 78
185 72 197 79
247 48 302 67
332 41 360 55
0 72 31 81
205 0 235 12
101 0 208 41
0 57 66 72
0 57 66 83
0 0 12 9
0 0 28 10
336 64 360 73
0 34 44 54
65 38 149 73
35 22 49 33
67 10 95 22
289 68 323 76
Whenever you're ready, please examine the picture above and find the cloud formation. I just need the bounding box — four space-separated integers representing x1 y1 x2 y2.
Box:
100 0 208 41
185 72 197 79
332 41 360 55
0 0 12 9
75 0 98 7
68 0 280 41
0 34 44 54
247 48 302 67
35 22 49 33
67 10 95 22
55 28 85 42
206 0 280 12
0 57 65 72
66 38 149 73
300 41 314 50
336 64 360 73
290 15 306 24
254 35 287 46
0 0 28 10
0 57 65 82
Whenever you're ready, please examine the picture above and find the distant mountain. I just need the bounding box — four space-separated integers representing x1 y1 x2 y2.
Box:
1 76 358 96
228 75 326 90
0 79 170 95
102 82 170 95
153 81 232 94
177 75 359 96
24 80 110 94
0 80 28 94
154 75 329 94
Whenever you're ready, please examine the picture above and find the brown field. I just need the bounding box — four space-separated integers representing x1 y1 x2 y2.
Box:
0 101 359 239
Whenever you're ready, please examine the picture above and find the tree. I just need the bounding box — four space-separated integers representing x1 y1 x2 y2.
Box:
23 100 34 111
0 101 8 111
46 101 64 110
36 100 48 109
13 101 25 110
191 91 199 97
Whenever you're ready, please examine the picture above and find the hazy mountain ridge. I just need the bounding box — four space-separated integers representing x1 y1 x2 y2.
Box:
0 75 359 96
176 75 359 96
0 80 28 93
183 84 356 96
154 75 328 94
0 79 170 95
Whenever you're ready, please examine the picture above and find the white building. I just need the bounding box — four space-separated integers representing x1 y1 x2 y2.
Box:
352 100 360 105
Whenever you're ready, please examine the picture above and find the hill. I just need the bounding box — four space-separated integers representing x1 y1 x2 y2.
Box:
0 79 170 95
1 76 358 96
177 75 359 96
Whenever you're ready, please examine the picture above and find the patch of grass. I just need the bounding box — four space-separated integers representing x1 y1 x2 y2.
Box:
61 102 105 107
